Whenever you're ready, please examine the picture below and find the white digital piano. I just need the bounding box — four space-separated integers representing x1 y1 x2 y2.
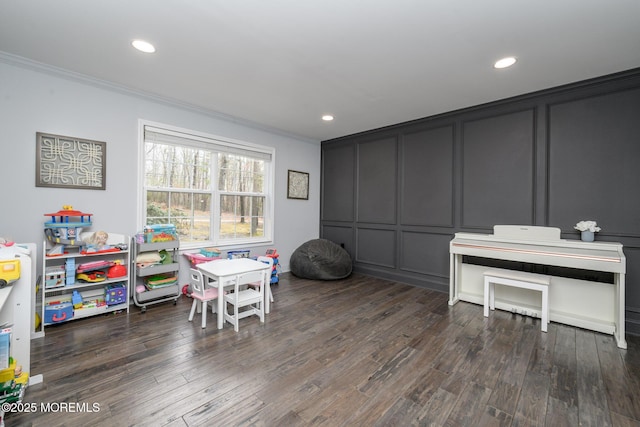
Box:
449 225 626 348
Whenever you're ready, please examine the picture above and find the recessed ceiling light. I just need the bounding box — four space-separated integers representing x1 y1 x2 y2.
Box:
494 57 517 69
132 39 156 53
322 115 334 121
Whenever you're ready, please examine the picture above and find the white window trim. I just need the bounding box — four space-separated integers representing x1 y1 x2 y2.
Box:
137 119 275 250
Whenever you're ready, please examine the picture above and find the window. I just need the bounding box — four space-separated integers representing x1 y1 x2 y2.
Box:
140 122 274 248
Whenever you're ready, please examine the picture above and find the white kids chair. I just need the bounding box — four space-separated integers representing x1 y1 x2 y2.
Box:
223 269 265 332
188 268 220 328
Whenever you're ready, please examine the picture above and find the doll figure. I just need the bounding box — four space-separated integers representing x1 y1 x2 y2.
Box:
87 231 110 250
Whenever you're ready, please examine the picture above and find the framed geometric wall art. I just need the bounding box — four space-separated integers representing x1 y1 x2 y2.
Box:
36 132 106 190
287 169 309 200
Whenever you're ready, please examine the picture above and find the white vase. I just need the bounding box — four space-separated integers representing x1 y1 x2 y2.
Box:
581 231 595 242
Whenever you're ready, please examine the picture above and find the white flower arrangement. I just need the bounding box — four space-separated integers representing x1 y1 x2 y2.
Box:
574 220 601 233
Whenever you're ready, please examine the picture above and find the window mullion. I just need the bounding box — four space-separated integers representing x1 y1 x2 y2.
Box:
212 152 220 245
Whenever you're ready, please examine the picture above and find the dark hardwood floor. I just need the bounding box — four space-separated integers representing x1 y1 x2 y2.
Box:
9 273 640 426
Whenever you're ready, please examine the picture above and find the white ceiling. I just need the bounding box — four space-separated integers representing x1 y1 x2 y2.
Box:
1 1 639 142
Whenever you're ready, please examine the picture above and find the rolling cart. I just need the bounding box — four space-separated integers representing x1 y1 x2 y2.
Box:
132 238 180 312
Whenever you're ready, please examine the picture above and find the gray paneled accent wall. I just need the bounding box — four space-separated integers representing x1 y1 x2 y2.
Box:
321 144 355 222
400 231 451 280
462 109 536 227
321 225 354 256
356 136 398 224
320 68 640 334
547 88 640 233
401 126 454 227
357 228 396 268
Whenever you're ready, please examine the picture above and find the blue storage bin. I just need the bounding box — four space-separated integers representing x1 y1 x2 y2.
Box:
45 302 73 324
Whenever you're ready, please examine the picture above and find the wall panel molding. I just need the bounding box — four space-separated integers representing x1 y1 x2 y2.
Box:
356 227 396 268
461 108 536 228
400 231 451 279
400 125 455 227
546 87 640 237
356 136 398 224
321 144 355 222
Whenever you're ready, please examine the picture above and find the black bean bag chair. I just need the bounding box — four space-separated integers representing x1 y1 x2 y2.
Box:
290 239 352 280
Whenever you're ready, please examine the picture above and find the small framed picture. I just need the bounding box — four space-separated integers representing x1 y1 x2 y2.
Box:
287 170 309 200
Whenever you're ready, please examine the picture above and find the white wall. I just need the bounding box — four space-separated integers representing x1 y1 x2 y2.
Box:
0 57 320 275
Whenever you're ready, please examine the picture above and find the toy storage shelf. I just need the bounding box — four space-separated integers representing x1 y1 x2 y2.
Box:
132 239 180 313
39 234 130 333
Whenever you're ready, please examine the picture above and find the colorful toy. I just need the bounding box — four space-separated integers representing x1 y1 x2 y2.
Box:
265 248 278 258
200 247 221 258
72 290 83 309
88 230 109 247
159 249 172 264
44 206 92 242
44 206 93 255
0 238 14 248
0 244 27 288
105 283 127 305
143 224 178 243
76 260 114 273
264 248 279 284
0 258 20 288
107 261 127 278
34 312 41 331
65 258 76 285
46 244 66 256
44 266 65 289
82 230 113 253
76 270 107 282
182 284 191 296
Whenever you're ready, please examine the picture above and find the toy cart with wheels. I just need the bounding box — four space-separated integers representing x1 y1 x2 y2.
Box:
132 233 180 313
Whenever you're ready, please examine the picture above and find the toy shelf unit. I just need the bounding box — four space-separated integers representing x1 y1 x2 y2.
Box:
133 227 180 313
39 233 130 333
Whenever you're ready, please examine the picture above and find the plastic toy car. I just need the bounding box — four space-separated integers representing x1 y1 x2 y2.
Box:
76 270 107 282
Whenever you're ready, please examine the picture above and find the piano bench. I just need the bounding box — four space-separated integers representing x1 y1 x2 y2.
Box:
483 269 551 332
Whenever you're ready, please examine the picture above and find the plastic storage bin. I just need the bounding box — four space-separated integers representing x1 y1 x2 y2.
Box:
44 302 73 324
227 250 250 259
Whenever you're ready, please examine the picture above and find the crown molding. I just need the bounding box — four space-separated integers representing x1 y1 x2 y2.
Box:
0 51 319 144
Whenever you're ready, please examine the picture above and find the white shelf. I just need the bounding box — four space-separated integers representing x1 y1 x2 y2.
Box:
48 302 128 323
40 234 130 333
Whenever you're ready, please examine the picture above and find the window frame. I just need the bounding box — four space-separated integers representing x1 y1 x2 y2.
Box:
137 120 275 250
